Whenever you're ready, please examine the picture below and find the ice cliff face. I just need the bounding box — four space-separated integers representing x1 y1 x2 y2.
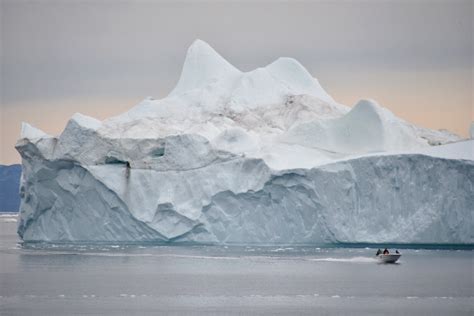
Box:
16 40 472 244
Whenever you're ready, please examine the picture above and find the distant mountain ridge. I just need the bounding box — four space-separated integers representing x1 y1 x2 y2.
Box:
0 164 21 212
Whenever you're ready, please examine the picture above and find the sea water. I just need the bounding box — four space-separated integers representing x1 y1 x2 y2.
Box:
0 215 472 315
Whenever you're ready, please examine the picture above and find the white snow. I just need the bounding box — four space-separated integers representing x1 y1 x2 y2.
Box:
20 122 50 140
281 99 426 154
169 39 241 97
70 113 102 130
15 40 473 244
166 39 335 112
415 140 473 161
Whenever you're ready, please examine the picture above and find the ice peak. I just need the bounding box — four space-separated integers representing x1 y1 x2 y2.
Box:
353 99 380 112
169 39 241 96
266 57 334 103
188 39 217 55
20 122 49 140
352 99 397 122
268 57 307 73
354 99 378 107
70 113 102 131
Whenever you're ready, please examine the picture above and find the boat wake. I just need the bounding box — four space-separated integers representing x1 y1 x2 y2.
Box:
309 256 377 263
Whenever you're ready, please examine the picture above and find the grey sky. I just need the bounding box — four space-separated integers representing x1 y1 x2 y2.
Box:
1 0 473 163
2 0 472 102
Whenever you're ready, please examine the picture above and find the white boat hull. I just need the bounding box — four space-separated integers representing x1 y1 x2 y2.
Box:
377 254 401 263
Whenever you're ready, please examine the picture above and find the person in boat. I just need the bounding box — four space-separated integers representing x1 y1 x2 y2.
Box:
383 248 389 255
395 250 400 254
376 249 382 256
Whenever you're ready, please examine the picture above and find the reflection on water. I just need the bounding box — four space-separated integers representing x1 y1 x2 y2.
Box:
1 217 473 315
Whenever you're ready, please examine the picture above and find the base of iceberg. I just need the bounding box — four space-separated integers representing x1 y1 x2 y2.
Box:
17 150 473 244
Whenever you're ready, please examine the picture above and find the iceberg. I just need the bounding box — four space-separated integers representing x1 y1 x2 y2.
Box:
16 40 473 244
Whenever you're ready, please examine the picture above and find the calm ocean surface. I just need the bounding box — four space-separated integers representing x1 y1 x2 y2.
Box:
0 215 472 315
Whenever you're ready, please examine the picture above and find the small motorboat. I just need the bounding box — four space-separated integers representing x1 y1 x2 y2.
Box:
377 253 401 263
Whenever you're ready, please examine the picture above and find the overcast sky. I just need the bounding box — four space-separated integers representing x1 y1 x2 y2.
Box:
1 0 473 164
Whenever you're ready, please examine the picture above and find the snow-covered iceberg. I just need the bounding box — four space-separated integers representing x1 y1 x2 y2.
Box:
16 40 473 244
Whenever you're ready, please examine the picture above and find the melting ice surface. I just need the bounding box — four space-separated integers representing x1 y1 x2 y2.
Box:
15 39 473 244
